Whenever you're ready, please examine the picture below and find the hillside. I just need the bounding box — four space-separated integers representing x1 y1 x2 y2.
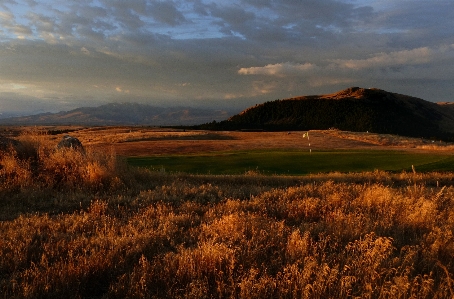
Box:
0 103 233 126
198 87 454 140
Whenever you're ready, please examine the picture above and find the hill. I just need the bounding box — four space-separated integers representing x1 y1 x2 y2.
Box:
197 87 454 140
0 103 234 126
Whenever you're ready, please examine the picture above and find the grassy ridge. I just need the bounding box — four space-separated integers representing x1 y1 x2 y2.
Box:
198 87 454 141
128 150 454 175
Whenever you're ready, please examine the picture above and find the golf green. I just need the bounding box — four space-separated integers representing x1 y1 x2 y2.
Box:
127 150 454 175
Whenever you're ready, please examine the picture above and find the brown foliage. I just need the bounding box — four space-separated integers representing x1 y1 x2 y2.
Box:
2 132 454 298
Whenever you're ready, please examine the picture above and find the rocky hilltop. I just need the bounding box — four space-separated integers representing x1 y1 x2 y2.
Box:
198 87 454 140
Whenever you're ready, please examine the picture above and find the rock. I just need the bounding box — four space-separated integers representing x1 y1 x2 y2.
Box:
57 135 84 152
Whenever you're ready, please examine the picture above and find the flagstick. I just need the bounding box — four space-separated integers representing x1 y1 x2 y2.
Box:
308 133 311 153
304 131 311 153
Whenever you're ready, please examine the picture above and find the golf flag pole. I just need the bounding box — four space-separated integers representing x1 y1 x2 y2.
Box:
308 132 310 153
304 131 311 153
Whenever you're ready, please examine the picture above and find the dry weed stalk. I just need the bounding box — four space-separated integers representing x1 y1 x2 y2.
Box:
2 133 454 298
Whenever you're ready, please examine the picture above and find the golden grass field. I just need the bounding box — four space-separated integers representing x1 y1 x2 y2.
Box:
2 126 454 298
5 125 452 156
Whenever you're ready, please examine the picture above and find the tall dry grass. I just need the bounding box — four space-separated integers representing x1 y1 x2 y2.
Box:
1 135 454 298
0 133 149 220
1 135 120 191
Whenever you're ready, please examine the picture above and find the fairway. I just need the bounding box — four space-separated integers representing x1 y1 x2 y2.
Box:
127 150 454 175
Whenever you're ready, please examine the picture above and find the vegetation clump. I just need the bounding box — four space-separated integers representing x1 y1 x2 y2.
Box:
1 134 454 298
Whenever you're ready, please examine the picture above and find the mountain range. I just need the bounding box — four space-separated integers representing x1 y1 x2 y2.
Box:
196 87 454 140
0 103 236 126
3 87 454 140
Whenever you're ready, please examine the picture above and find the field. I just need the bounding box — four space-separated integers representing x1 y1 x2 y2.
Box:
128 150 454 175
2 126 454 298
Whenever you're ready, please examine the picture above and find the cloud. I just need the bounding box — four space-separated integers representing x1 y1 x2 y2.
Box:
0 11 14 25
251 80 279 95
1 0 454 114
0 10 33 39
80 47 90 55
238 62 317 76
115 86 130 93
239 44 454 76
333 47 433 70
328 44 454 81
149 1 187 26
210 4 256 26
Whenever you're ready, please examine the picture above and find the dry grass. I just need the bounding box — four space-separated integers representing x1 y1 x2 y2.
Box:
1 137 120 192
323 129 454 150
8 125 454 157
2 128 454 298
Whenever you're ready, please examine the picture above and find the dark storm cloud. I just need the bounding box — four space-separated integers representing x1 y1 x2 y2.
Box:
149 1 187 26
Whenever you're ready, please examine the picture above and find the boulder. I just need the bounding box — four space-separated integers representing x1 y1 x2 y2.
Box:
57 135 84 152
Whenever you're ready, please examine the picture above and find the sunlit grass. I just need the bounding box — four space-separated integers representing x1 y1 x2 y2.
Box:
2 134 454 298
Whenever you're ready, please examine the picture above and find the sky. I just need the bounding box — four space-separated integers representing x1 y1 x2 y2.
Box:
0 0 454 115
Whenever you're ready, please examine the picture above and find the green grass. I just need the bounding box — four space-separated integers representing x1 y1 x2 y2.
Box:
127 149 454 175
411 154 454 172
